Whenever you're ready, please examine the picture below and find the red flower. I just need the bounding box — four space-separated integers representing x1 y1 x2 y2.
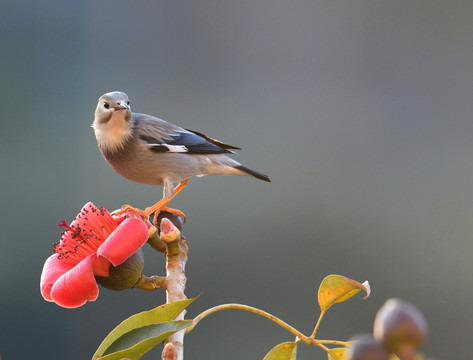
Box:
40 202 149 308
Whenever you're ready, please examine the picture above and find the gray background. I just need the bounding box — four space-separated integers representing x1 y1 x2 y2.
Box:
1 1 472 359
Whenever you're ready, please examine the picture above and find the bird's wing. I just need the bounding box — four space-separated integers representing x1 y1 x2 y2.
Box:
133 113 241 154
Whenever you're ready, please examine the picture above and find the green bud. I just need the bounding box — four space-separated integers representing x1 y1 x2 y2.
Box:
96 248 144 290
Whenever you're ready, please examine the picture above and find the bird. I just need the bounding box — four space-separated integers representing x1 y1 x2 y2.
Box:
92 91 270 223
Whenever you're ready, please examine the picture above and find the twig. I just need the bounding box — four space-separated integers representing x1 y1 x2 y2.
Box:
157 213 188 360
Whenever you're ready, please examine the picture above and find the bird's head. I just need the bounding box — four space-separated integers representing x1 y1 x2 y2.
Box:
93 91 134 152
94 91 131 124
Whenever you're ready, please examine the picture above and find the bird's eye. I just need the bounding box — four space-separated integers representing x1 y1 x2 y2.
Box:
127 100 130 105
104 102 110 109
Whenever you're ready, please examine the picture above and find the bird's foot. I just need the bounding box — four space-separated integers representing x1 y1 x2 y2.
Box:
146 206 186 226
112 204 148 220
112 202 186 226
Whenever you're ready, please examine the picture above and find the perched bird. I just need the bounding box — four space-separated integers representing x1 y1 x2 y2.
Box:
93 91 270 222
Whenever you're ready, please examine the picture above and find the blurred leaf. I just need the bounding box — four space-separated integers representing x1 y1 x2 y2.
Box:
318 275 370 312
97 320 192 360
263 341 298 360
92 298 196 359
326 347 347 360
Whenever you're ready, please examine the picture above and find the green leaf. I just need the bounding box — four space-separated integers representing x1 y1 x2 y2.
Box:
326 347 347 360
92 298 196 360
97 320 193 360
263 341 298 360
318 275 370 312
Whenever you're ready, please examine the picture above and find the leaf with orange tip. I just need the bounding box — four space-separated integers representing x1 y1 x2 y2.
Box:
318 275 370 312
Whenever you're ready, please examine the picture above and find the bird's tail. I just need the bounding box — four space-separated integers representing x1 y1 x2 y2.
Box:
235 165 271 182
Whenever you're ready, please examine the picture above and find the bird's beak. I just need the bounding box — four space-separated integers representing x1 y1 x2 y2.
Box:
113 102 130 111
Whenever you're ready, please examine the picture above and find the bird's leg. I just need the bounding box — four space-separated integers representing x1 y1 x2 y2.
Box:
143 179 189 225
112 204 148 218
112 180 189 223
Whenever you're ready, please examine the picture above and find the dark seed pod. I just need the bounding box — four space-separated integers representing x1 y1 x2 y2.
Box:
96 248 144 290
374 298 427 356
347 334 390 360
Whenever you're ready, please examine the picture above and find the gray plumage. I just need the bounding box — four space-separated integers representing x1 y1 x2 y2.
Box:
93 91 270 200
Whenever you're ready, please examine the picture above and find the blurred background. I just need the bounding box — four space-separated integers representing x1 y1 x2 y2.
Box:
1 1 472 359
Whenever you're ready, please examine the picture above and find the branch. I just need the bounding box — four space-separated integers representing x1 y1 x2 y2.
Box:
188 303 350 351
156 213 188 360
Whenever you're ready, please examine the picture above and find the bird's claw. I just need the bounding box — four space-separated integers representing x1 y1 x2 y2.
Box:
112 204 186 226
112 205 148 220
147 206 186 226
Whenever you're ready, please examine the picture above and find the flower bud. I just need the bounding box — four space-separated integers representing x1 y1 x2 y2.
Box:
147 224 166 252
159 217 181 243
373 298 427 356
155 211 183 231
347 334 390 360
96 248 144 290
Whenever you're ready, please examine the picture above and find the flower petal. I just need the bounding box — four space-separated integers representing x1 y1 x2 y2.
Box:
97 218 149 266
40 254 75 301
92 254 111 277
50 254 99 308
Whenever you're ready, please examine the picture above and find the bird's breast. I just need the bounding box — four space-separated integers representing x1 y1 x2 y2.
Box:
95 111 133 153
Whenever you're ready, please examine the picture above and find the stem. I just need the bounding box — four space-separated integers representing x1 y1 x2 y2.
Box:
189 303 321 347
310 308 326 339
317 340 350 347
157 213 187 360
318 343 339 360
188 303 349 352
189 303 307 341
133 274 165 291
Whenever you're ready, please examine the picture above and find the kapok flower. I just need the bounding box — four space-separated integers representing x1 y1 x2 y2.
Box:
40 202 149 308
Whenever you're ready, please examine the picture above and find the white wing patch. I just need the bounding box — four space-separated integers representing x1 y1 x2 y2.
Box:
164 144 188 152
148 143 189 153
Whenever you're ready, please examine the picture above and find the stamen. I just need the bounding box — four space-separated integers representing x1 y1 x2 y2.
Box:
53 204 120 263
57 219 75 233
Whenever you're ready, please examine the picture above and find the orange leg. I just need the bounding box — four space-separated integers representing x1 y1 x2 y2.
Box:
143 179 189 218
115 180 189 224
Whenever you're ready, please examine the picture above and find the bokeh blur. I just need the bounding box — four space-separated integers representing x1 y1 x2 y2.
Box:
1 1 472 359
